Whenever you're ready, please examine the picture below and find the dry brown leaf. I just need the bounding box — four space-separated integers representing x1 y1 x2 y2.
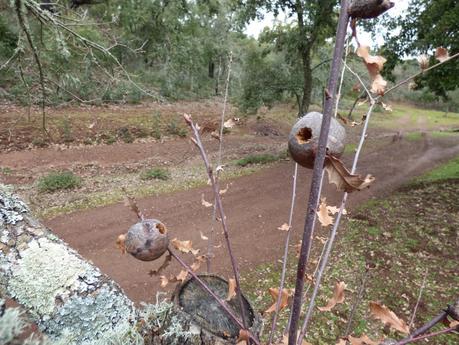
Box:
210 131 220 141
201 194 213 208
317 198 334 227
318 281 347 312
278 223 291 231
171 238 200 255
116 234 126 254
450 320 459 328
435 47 449 62
190 256 206 272
223 118 236 128
356 45 387 95
369 301 410 334
417 54 429 70
159 275 169 288
200 231 209 240
381 102 393 112
305 274 315 283
316 236 328 244
348 334 379 345
265 288 293 313
325 155 375 193
236 329 250 344
219 184 229 195
227 278 237 301
176 270 188 282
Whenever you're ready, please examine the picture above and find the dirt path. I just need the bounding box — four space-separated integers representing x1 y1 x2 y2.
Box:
44 136 459 303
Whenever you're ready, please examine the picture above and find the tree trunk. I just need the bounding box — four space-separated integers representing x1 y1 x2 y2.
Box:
0 185 261 345
299 51 313 116
0 185 136 344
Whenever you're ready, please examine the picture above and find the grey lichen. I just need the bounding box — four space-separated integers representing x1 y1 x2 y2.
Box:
0 187 29 226
44 286 135 344
8 237 95 315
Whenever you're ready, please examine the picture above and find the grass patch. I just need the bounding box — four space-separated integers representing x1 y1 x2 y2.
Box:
344 143 357 154
235 153 281 167
404 131 424 141
37 171 82 193
241 178 459 344
140 168 170 181
416 156 459 183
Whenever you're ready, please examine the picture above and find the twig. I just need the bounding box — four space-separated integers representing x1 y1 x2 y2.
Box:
15 0 47 133
344 61 374 103
296 101 376 344
288 1 350 344
335 37 351 117
396 326 458 345
0 51 18 71
408 269 429 328
207 52 233 273
267 163 299 345
344 264 371 336
168 248 260 345
382 51 459 97
184 114 250 336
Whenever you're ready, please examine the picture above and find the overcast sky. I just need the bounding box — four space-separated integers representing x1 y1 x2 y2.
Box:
244 0 410 47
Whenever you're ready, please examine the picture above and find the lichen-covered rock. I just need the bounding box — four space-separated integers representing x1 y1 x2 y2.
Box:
288 112 346 168
0 186 136 344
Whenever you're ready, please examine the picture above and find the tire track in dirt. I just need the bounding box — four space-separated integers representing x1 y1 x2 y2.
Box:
44 137 459 303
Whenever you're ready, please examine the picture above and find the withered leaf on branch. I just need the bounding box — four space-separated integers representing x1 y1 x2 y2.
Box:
356 45 387 95
348 334 380 345
318 281 347 312
417 54 429 70
317 198 334 227
226 278 237 301
435 47 449 62
265 288 293 314
325 155 375 192
369 301 410 334
176 270 189 282
171 238 200 255
348 0 395 19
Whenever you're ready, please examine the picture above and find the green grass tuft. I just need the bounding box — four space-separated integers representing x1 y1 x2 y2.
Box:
140 168 170 181
416 156 459 182
37 171 82 193
235 153 280 167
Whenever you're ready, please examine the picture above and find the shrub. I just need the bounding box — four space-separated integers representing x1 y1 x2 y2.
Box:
140 168 170 181
37 171 82 192
166 120 188 138
236 153 279 167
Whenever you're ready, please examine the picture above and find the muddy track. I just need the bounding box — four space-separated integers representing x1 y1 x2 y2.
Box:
43 136 459 303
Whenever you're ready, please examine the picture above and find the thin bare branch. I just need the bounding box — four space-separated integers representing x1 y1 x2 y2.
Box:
409 269 429 328
288 1 350 343
267 163 299 345
184 114 250 337
207 52 233 273
396 326 458 345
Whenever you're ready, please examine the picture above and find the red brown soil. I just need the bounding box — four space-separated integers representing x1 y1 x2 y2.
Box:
42 136 459 304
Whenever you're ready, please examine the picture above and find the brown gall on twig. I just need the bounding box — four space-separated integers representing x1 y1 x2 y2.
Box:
348 0 395 20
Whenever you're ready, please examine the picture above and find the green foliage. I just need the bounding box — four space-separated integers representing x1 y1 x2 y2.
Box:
381 0 459 100
235 153 279 166
37 171 82 193
140 168 170 181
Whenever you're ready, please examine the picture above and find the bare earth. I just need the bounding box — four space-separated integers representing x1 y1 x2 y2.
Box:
40 135 459 303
